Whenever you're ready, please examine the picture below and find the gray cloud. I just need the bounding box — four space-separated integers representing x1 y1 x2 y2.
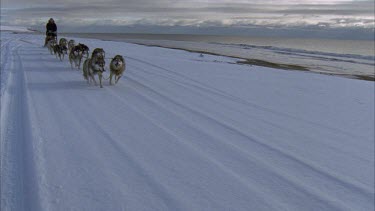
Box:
278 1 374 15
1 0 374 36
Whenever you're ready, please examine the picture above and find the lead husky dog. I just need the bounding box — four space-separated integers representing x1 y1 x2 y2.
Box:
109 55 125 85
82 55 106 88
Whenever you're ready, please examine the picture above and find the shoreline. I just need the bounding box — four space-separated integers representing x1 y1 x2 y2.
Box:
62 32 375 81
123 41 375 82
128 42 310 71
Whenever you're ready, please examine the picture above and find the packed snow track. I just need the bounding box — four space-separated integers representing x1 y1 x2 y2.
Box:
1 33 374 211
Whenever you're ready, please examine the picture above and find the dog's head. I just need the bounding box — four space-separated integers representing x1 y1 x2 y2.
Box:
111 55 124 68
92 48 105 58
77 43 89 57
70 46 83 57
77 43 88 51
94 58 106 73
61 45 68 54
59 38 67 45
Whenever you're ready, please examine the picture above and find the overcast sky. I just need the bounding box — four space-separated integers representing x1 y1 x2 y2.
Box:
1 0 374 37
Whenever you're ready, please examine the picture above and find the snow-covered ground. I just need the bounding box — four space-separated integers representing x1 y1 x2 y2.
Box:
0 26 34 33
1 30 374 211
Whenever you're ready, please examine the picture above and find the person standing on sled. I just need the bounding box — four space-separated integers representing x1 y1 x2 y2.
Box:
44 18 57 46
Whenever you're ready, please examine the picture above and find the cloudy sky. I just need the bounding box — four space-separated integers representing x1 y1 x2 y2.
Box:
1 0 374 38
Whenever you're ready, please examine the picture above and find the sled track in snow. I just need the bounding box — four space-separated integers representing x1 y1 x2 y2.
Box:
126 63 371 160
0 37 43 211
108 68 373 210
125 56 367 141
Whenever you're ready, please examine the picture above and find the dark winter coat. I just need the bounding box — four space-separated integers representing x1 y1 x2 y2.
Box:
46 22 57 33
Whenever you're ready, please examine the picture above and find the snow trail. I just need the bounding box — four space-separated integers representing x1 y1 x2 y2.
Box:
1 32 374 211
1 36 43 210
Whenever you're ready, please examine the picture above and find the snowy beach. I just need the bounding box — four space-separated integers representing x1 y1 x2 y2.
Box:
67 32 375 80
1 30 374 211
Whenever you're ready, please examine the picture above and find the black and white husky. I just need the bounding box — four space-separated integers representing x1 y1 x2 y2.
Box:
82 55 106 88
68 39 75 52
78 43 90 59
59 38 68 48
53 44 68 61
109 55 126 85
69 45 83 69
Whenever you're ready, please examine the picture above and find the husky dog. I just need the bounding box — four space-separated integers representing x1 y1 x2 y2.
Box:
68 40 75 52
47 39 57 55
53 44 68 61
82 55 106 88
109 55 126 85
59 38 68 48
92 48 105 58
69 45 83 69
53 44 60 58
44 34 56 47
59 45 68 60
77 43 89 59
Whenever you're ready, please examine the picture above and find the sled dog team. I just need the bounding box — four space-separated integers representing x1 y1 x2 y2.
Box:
46 37 126 88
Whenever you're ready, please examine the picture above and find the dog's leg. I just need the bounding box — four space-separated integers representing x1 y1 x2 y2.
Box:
115 75 122 84
86 74 90 84
70 57 74 69
88 68 97 85
99 73 103 88
78 58 82 70
109 72 113 85
84 69 89 84
83 60 89 83
91 75 97 86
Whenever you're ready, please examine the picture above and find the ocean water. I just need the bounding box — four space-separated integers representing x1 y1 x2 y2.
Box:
66 33 375 79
